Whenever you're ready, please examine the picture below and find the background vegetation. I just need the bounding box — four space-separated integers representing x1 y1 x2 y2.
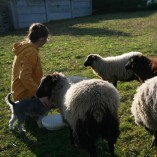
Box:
1 10 157 157
92 0 149 13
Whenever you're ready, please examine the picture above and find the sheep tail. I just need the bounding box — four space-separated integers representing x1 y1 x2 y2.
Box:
92 108 104 123
90 105 110 123
5 92 15 106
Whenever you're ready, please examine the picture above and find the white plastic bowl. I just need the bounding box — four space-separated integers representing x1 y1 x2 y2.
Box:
42 114 65 130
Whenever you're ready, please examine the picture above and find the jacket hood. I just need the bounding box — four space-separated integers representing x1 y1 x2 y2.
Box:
12 42 38 56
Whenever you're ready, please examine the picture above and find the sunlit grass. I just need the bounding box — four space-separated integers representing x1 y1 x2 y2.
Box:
1 10 157 157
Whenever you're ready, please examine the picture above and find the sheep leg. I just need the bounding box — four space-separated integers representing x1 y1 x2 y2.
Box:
108 141 115 157
145 127 153 135
69 127 75 145
89 145 96 157
66 122 74 145
151 131 157 148
112 79 117 88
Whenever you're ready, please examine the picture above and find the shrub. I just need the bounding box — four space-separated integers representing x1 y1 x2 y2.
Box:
92 0 149 13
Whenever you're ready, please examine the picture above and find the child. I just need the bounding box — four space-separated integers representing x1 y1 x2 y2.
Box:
11 23 51 107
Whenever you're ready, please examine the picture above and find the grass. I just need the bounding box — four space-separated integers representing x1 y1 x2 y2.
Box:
1 10 157 157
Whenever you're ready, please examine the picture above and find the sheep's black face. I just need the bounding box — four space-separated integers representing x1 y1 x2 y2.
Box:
125 56 142 71
36 75 54 98
125 57 135 70
36 73 61 98
125 55 151 72
84 55 97 67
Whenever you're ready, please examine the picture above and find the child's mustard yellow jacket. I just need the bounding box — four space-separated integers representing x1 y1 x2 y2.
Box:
11 42 43 101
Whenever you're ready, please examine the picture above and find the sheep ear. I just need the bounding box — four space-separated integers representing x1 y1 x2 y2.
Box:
52 78 55 83
130 58 134 62
51 74 60 83
92 55 97 60
52 77 58 83
41 76 46 81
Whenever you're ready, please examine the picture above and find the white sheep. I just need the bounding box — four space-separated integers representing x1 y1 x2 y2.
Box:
67 76 87 84
36 72 121 157
131 76 157 147
84 52 142 87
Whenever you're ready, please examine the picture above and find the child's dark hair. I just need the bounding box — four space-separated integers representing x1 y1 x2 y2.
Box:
27 23 49 42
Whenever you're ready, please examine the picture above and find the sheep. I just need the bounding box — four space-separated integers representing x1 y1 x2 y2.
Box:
131 76 157 147
67 76 87 84
125 55 157 83
84 52 142 87
36 72 120 157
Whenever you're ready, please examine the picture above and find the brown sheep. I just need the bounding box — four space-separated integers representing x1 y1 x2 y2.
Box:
125 55 157 83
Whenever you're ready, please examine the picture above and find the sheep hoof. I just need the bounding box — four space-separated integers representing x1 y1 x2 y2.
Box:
151 142 155 148
19 129 26 133
151 139 157 148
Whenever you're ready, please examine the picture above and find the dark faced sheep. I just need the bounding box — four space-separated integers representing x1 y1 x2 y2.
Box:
36 72 120 157
125 55 157 83
84 52 142 87
131 76 157 147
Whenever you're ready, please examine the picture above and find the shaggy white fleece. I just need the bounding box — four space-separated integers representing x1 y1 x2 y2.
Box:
131 76 157 130
64 78 120 130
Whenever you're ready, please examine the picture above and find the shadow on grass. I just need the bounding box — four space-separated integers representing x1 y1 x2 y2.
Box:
11 120 120 157
46 10 156 37
11 120 88 157
0 10 156 38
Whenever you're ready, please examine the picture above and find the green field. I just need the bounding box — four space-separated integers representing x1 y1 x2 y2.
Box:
1 10 157 157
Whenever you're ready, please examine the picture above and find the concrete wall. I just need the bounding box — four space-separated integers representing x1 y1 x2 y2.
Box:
0 0 9 33
9 0 92 29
